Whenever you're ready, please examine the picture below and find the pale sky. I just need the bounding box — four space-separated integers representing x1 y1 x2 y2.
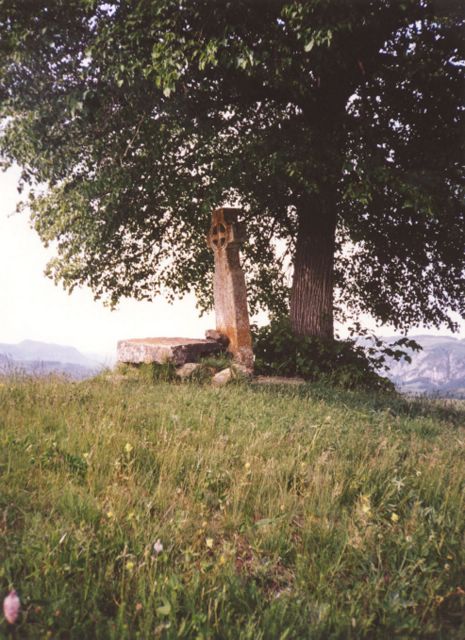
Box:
0 166 215 356
1 165 463 357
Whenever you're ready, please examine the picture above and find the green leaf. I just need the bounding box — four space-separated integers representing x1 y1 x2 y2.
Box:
255 517 276 527
304 40 314 52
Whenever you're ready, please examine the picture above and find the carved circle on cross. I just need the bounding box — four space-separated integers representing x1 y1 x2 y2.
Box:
210 222 228 249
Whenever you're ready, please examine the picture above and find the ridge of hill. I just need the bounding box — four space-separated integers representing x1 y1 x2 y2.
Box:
0 340 105 379
1 336 465 396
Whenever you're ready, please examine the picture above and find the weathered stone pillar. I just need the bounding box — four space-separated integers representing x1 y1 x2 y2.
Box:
207 208 254 370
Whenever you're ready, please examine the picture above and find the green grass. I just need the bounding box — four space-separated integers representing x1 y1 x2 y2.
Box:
0 376 464 638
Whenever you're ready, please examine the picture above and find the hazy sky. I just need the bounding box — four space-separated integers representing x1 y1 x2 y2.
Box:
1 166 215 355
1 166 463 356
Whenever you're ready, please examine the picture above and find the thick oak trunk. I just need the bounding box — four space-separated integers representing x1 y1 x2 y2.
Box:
290 193 337 339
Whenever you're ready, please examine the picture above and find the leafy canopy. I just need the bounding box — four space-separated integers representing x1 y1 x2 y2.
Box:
0 0 464 330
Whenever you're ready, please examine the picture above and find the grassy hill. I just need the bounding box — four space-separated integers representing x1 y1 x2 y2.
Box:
1 376 464 638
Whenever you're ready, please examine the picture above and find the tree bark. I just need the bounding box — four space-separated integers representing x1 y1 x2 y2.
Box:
290 192 337 339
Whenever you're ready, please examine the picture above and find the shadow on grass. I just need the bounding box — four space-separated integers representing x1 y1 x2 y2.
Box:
248 380 465 428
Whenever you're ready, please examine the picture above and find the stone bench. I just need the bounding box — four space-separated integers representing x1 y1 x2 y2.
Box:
116 337 222 366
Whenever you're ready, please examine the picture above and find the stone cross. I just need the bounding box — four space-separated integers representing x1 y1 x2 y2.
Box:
207 207 254 369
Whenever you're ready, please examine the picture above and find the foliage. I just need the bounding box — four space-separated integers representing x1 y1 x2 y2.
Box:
116 361 177 383
346 322 423 370
0 1 463 332
196 353 233 374
252 317 396 391
1 376 465 638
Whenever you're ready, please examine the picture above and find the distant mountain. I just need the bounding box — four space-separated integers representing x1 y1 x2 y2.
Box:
380 335 465 398
0 340 105 380
0 339 99 366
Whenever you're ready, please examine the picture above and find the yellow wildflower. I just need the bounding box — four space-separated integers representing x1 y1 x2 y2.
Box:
360 495 371 515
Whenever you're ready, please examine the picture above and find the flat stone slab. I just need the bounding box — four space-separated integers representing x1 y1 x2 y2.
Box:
117 338 222 366
252 376 306 386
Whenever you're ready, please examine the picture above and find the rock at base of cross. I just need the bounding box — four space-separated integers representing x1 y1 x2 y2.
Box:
252 376 306 386
211 364 253 387
205 329 230 347
176 363 202 379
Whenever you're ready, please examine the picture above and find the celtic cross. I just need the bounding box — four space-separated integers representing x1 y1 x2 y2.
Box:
206 207 253 369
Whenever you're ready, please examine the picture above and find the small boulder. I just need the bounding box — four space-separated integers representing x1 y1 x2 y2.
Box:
211 364 252 387
252 375 305 386
212 367 234 387
176 363 201 380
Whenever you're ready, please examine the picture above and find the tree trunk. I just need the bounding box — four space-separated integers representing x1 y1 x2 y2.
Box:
290 192 337 339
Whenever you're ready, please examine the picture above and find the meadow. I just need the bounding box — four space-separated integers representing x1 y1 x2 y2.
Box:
0 375 464 638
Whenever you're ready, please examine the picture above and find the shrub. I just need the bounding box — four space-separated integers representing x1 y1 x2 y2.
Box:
252 317 394 391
